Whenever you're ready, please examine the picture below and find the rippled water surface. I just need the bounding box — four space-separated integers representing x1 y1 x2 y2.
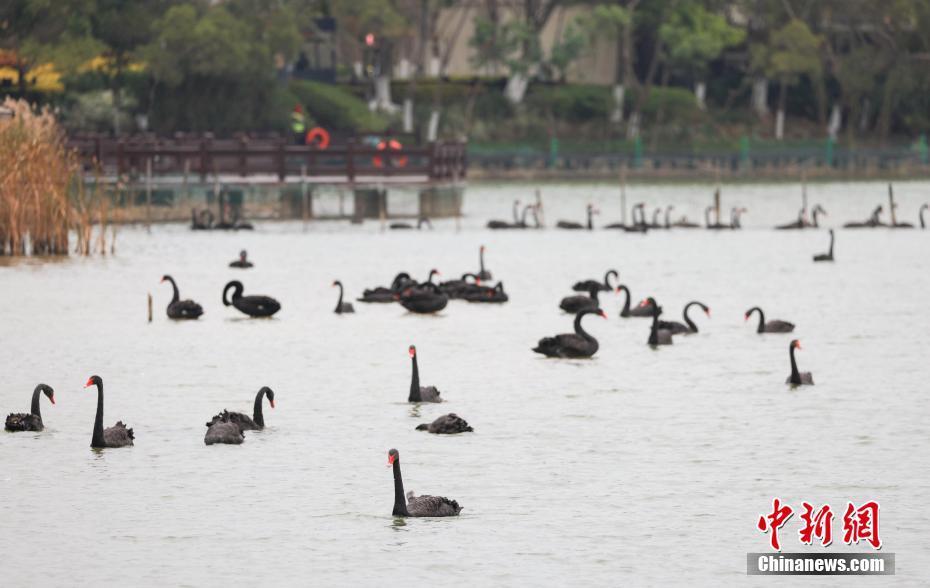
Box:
2 181 929 586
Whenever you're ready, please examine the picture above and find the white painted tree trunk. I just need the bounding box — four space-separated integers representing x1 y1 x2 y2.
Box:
369 76 400 114
827 104 842 139
353 61 363 79
775 109 785 140
611 84 625 123
860 98 871 131
427 109 440 142
695 82 706 110
428 56 441 77
752 77 769 117
504 73 529 105
626 112 640 139
396 58 412 80
403 98 414 133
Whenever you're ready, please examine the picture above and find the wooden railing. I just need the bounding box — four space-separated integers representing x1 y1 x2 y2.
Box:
67 135 467 183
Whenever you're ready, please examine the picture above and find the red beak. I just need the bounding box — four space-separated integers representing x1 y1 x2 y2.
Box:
84 378 94 388
50 396 56 405
269 399 275 409
388 454 396 465
706 309 712 317
408 347 416 358
796 342 802 350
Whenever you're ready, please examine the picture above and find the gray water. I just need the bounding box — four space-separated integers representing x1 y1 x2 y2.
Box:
2 181 928 586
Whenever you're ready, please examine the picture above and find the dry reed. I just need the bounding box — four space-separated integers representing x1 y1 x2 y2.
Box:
0 98 111 256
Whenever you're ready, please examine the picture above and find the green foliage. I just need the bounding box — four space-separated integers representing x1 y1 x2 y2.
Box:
526 85 612 122
751 19 822 81
575 4 631 41
288 80 389 132
642 86 704 123
660 3 744 74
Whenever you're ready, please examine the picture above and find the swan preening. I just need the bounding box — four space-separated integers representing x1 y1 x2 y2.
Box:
84 376 134 448
416 413 473 434
161 275 204 319
5 384 54 432
786 340 814 385
389 449 462 517
223 280 281 317
358 272 416 303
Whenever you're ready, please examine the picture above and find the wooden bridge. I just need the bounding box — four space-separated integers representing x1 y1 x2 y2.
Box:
67 134 467 185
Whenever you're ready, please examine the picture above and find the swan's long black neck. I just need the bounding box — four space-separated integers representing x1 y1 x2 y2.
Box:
253 389 266 428
409 356 421 402
617 285 631 316
334 282 344 312
648 307 660 344
392 459 409 516
479 249 485 273
748 307 765 333
789 344 800 384
920 206 927 229
574 311 596 341
30 385 43 419
664 207 672 228
683 302 701 333
91 382 105 448
165 277 180 304
223 282 243 305
603 270 617 290
813 207 821 227
705 207 712 227
586 207 593 229
828 231 834 255
512 201 520 224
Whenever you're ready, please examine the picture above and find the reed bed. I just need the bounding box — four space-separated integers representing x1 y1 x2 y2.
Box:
0 98 111 256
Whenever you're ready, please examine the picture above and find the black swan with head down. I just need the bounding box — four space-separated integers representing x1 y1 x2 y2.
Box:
408 345 442 402
844 205 885 228
463 281 509 303
745 307 795 333
666 205 701 228
84 376 134 448
416 413 473 434
5 384 55 432
229 250 253 268
204 412 245 445
573 269 618 293
388 449 462 517
332 280 355 313
222 281 281 317
644 297 673 346
398 270 448 313
206 386 275 431
786 339 814 385
390 217 432 230
657 301 710 335
533 308 606 358
358 272 416 303
161 275 204 319
439 273 482 299
813 230 834 262
559 285 600 314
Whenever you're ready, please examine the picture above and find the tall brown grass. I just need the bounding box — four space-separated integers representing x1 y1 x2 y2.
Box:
0 98 111 256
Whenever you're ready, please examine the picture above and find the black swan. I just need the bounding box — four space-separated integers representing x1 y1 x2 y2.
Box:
775 208 807 230
556 204 597 230
615 285 633 317
646 207 664 229
160 275 204 320
560 286 600 314
645 298 673 346
390 217 433 230
813 229 834 262
533 308 605 358
745 307 795 333
844 205 885 228
408 345 442 403
332 280 355 313
463 281 508 303
206 387 275 431
399 271 448 313
416 413 473 434
192 209 214 230
358 272 415 303
666 205 701 228
204 412 245 445
573 269 618 293
222 281 281 317
388 449 462 517
229 250 253 268
5 384 55 432
84 375 134 448
439 273 482 299
811 205 827 227
786 339 814 385
657 301 710 335
477 245 492 281
487 200 522 229
621 288 657 318
920 204 928 229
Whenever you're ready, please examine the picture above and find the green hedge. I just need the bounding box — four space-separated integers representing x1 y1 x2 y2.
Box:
289 80 389 133
525 85 612 122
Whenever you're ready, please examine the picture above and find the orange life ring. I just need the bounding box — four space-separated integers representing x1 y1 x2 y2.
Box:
305 127 330 149
373 139 407 168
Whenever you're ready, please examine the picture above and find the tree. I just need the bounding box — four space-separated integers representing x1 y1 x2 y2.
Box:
576 3 632 123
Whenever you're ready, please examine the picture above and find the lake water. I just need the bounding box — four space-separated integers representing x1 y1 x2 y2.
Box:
2 181 928 586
